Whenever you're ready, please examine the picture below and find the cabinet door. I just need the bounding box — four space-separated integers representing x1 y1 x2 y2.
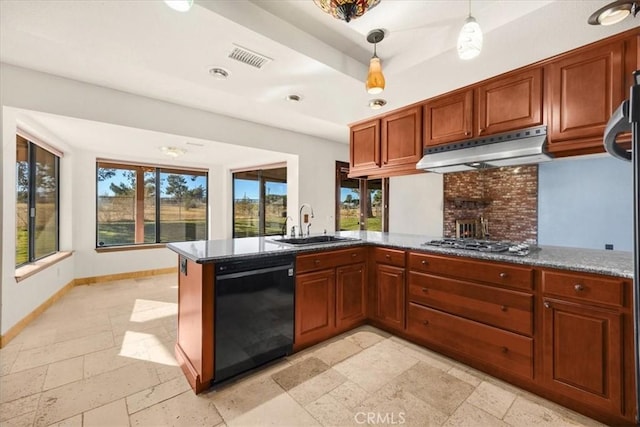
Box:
476 68 542 136
547 41 624 151
381 106 423 168
295 269 335 349
336 263 367 332
350 120 380 175
424 89 473 146
542 298 623 415
373 263 405 332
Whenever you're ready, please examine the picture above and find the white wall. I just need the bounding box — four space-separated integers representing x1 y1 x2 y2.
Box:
2 108 76 335
538 155 633 251
1 63 348 334
389 173 444 237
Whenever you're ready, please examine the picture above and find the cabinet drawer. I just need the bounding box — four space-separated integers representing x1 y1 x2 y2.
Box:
373 247 405 267
297 247 366 273
408 252 533 290
542 270 625 308
409 272 533 336
408 303 533 379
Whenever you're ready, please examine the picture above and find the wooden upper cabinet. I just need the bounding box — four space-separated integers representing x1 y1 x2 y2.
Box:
424 89 473 146
381 106 423 167
546 41 625 152
476 68 543 136
350 119 380 175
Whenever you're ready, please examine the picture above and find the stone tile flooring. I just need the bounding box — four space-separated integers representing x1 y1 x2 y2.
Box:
0 274 605 426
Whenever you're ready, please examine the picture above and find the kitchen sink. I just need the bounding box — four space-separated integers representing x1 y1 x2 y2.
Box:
269 235 360 246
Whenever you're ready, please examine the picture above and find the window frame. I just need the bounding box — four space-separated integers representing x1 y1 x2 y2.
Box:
16 135 61 268
95 160 208 248
232 166 288 238
335 161 389 232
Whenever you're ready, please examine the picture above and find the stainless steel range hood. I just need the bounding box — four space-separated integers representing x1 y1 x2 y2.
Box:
416 125 552 173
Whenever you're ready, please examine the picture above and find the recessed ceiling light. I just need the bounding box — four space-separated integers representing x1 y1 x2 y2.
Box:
368 99 387 110
160 146 187 158
286 94 302 102
209 67 229 80
164 0 193 12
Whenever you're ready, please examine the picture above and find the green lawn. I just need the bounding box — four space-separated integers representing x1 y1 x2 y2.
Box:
97 221 206 246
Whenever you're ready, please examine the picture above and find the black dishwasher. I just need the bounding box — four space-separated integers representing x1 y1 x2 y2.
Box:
214 254 295 384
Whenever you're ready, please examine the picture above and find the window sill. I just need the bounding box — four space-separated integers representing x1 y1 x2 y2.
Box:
15 251 74 283
95 243 167 253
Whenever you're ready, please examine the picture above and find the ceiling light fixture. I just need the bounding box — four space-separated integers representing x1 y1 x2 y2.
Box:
457 0 483 60
588 0 639 25
313 0 381 23
160 146 187 158
366 29 386 95
209 67 229 80
286 94 302 102
368 99 387 110
164 0 193 12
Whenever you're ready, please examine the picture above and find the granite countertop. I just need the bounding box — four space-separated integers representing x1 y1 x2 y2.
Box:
167 231 634 279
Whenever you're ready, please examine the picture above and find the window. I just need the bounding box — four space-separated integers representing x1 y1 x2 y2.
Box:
16 135 60 267
233 167 287 237
96 162 207 247
335 161 388 232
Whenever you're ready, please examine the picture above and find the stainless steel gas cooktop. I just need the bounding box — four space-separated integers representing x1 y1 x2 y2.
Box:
423 238 533 256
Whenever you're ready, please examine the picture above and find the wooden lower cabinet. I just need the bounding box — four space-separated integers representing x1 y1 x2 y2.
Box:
295 269 336 348
372 263 405 332
542 298 624 416
408 303 533 379
336 263 367 333
295 248 367 349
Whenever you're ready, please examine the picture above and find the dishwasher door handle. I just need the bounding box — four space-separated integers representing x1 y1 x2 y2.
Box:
216 264 294 281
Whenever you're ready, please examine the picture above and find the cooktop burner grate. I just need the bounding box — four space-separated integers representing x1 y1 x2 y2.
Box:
423 238 532 256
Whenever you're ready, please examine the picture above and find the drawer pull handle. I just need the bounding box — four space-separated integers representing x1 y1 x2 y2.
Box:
574 284 584 291
421 287 428 293
422 320 429 326
385 254 391 259
352 253 358 257
314 260 321 265
499 272 508 278
544 301 551 309
501 346 509 353
500 305 508 312
421 260 429 266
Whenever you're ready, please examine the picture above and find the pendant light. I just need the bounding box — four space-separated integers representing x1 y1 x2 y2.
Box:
366 29 386 95
457 0 483 60
164 0 194 12
588 0 639 25
313 0 381 23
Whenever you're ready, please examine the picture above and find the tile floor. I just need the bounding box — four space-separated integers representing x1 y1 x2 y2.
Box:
0 274 605 427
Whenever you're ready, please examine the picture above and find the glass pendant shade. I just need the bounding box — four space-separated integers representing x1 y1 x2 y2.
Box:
457 16 483 60
366 56 385 94
164 0 194 12
313 0 381 23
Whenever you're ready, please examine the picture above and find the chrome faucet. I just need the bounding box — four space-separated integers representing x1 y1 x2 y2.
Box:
298 203 314 237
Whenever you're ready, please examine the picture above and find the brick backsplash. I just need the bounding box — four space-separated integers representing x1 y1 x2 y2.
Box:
443 165 538 243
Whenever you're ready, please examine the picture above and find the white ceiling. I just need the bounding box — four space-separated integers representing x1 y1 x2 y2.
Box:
1 0 638 158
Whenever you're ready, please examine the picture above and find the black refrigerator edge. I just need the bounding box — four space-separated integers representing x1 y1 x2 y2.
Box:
603 69 640 425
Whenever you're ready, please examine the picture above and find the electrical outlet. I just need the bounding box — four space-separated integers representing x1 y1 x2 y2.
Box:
605 243 614 250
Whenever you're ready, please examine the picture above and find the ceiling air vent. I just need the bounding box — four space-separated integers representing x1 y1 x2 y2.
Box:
228 44 272 69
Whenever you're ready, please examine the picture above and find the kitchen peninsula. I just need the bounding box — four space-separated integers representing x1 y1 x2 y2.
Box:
167 232 636 426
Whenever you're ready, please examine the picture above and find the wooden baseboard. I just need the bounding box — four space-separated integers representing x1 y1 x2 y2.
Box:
176 342 208 394
74 267 177 286
0 279 75 348
0 267 178 348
